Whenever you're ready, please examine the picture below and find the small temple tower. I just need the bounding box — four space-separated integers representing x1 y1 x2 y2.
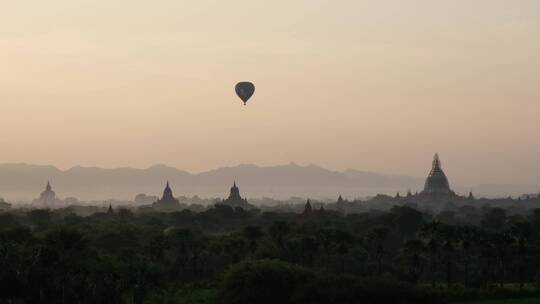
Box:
422 154 453 194
107 204 114 215
228 181 242 201
152 181 181 211
303 199 313 214
220 181 253 209
32 181 57 206
407 189 412 198
0 198 11 210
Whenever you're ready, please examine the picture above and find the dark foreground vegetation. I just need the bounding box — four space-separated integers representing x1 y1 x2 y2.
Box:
2 203 540 303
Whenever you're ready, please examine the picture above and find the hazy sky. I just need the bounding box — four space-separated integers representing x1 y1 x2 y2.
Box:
1 0 539 185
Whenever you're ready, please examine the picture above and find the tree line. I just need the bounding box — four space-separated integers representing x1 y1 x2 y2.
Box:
1 203 540 303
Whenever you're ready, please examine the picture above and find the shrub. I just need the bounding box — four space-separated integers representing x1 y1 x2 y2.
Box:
219 259 444 304
293 275 444 304
219 259 313 304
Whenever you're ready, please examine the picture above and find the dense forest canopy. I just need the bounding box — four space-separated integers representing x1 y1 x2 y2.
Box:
2 201 540 303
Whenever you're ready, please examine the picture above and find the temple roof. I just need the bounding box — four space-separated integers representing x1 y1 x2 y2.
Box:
303 199 313 214
41 181 55 196
152 181 180 210
162 181 174 200
228 181 242 201
423 153 452 194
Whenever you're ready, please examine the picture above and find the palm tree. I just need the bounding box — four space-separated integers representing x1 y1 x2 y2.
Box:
168 229 192 273
299 235 318 267
457 226 478 288
403 239 425 284
317 228 335 271
334 229 354 274
146 235 169 262
439 225 456 289
45 229 88 304
242 226 264 255
510 222 534 289
368 226 389 276
420 222 441 287
268 221 290 250
224 237 247 264
487 231 513 288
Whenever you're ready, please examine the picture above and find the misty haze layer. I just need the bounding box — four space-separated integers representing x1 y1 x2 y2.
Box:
1 163 538 202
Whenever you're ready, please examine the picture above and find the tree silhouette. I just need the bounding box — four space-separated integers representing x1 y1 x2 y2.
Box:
242 226 264 255
510 222 534 288
268 221 290 250
403 239 425 284
368 226 389 276
420 222 441 287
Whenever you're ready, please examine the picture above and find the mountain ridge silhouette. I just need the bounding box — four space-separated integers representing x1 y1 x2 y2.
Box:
0 163 536 201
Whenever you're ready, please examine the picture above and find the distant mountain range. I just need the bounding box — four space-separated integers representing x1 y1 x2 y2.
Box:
0 163 537 202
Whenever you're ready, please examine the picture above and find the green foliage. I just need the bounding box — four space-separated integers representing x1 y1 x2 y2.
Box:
294 275 444 304
445 286 540 303
219 259 313 304
1 204 540 303
145 285 217 304
219 260 444 304
455 299 540 304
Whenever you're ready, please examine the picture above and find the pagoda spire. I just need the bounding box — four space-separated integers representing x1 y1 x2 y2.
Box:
303 199 313 214
433 153 441 170
162 181 174 200
107 203 114 214
228 181 241 200
423 153 452 194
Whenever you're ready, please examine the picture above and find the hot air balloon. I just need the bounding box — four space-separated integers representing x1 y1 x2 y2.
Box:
235 82 255 105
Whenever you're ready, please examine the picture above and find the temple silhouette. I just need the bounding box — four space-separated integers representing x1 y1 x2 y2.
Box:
0 197 11 210
220 181 254 209
2 153 537 214
422 153 453 195
302 199 313 215
350 153 463 212
407 153 458 202
32 181 59 207
152 181 181 211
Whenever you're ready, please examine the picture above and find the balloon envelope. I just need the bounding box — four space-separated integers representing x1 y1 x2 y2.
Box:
235 82 255 105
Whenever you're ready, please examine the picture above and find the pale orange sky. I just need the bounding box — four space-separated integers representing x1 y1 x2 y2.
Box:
0 0 539 185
